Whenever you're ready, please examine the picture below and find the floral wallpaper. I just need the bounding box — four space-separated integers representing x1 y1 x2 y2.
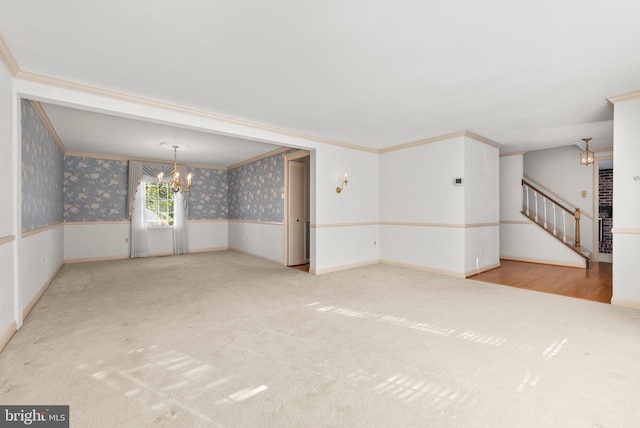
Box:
228 151 289 222
187 167 228 220
64 156 129 222
21 99 64 232
64 159 227 222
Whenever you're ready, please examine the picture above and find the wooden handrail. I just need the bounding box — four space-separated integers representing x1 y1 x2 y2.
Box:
522 179 582 252
521 179 573 215
574 209 581 252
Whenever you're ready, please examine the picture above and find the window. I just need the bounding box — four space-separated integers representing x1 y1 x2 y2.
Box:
144 181 174 226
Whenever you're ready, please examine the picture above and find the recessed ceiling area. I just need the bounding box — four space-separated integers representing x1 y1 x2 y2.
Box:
2 1 639 155
39 102 284 167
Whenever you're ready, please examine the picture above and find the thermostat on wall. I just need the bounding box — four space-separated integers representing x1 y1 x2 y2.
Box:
453 178 463 186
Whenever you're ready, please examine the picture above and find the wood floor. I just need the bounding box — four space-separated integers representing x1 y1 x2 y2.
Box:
289 263 310 272
289 260 612 303
469 260 612 304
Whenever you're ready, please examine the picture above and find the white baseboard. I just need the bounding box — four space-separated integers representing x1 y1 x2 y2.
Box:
23 263 64 321
65 254 129 264
379 259 466 278
0 321 17 353
611 297 640 310
311 259 379 275
598 253 613 263
465 262 501 277
190 246 228 253
228 248 282 265
500 256 586 269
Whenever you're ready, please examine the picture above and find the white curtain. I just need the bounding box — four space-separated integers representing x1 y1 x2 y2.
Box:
173 191 188 254
128 160 190 257
130 181 149 258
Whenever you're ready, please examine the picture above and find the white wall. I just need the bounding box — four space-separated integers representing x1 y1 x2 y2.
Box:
228 221 284 264
64 223 130 261
313 225 379 274
0 244 14 334
189 220 228 252
500 223 586 268
312 145 379 273
524 145 595 252
379 136 498 277
64 220 228 262
19 226 64 316
500 154 524 222
463 137 500 274
380 137 465 225
0 60 16 345
612 97 640 307
380 225 466 275
465 226 500 275
379 137 465 276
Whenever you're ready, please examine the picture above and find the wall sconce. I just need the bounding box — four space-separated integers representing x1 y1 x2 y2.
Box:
336 173 348 194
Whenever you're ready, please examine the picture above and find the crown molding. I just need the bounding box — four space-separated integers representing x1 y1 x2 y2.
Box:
228 147 291 170
188 163 228 171
607 90 640 106
499 151 525 157
379 130 466 153
378 130 500 154
464 130 502 149
593 146 613 153
0 35 19 76
64 151 227 170
28 100 67 154
14 69 378 154
5 34 513 157
5 35 512 157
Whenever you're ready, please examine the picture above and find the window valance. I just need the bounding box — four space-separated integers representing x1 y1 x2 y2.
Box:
127 160 190 218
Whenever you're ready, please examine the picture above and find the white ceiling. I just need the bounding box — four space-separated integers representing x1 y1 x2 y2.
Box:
40 103 283 167
2 0 639 160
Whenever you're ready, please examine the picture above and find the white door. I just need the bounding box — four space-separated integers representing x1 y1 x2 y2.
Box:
287 161 307 266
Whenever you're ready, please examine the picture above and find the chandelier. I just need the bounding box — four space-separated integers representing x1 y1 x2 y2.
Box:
158 145 192 193
579 137 594 166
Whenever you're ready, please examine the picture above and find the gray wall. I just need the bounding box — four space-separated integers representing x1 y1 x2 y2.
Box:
21 99 64 232
63 156 229 222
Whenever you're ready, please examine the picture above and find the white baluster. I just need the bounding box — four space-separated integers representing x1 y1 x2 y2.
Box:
526 186 530 216
534 191 538 222
553 205 557 235
543 197 547 229
562 210 567 243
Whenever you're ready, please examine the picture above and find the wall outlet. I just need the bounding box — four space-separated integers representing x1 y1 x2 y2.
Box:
374 240 377 247
42 256 45 264
125 238 129 243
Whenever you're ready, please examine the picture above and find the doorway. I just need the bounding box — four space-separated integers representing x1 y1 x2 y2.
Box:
597 158 613 263
285 151 310 269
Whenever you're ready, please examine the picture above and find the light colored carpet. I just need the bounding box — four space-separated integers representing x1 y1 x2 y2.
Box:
1 251 639 427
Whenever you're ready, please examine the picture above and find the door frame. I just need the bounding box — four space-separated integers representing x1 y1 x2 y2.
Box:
594 154 613 263
284 150 310 266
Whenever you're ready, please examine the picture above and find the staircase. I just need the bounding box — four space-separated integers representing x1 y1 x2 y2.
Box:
521 180 592 264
